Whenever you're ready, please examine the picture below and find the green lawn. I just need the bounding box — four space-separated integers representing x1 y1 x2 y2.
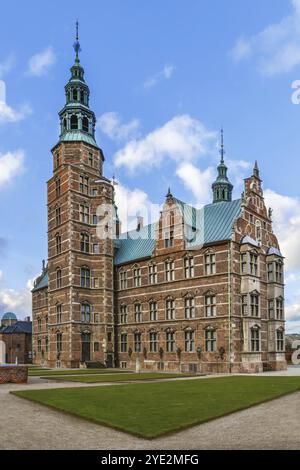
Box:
43 372 186 383
28 368 132 377
13 376 300 438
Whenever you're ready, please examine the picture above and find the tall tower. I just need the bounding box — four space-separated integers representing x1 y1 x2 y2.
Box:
212 129 233 203
47 24 115 368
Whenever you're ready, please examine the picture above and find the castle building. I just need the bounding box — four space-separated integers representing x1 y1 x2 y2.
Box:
32 30 286 373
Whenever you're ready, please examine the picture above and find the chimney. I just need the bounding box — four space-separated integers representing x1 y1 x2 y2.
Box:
137 216 144 231
24 316 31 323
42 259 46 274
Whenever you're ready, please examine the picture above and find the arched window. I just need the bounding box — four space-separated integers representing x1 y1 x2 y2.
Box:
72 89 78 101
56 268 62 288
70 114 78 130
82 116 89 133
81 302 91 323
80 266 91 288
80 90 84 103
63 118 67 131
80 232 90 253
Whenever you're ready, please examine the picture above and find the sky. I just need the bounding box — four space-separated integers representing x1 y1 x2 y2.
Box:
1 0 300 332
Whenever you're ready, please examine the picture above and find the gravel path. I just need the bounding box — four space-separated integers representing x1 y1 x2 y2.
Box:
1 369 300 450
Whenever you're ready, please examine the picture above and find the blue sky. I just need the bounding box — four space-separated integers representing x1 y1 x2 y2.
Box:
1 0 300 331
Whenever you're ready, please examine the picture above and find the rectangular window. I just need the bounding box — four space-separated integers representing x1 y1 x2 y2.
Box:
92 215 98 225
56 235 62 255
80 267 91 288
134 333 141 352
55 178 61 198
38 319 41 333
94 313 99 323
80 175 89 195
81 303 91 323
149 264 157 284
250 293 259 317
166 298 175 320
275 262 283 283
165 230 174 248
120 305 128 324
55 207 61 227
204 253 216 275
150 301 157 321
80 233 89 253
120 334 127 353
276 330 284 351
205 330 216 352
250 253 258 276
119 271 127 290
184 257 194 278
166 331 175 352
242 295 248 315
88 153 93 167
267 263 274 282
93 243 99 254
185 330 195 352
94 342 100 352
268 299 274 319
276 298 284 320
56 269 62 288
251 329 260 352
80 205 89 224
133 267 141 287
185 297 195 319
165 260 175 282
57 333 62 353
241 253 247 274
38 339 41 353
150 332 158 352
45 337 49 353
56 304 62 324
134 303 142 322
205 295 216 317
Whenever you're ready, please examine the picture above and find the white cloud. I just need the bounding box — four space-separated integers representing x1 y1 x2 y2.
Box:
176 162 215 206
143 64 175 89
264 189 300 271
114 114 216 172
0 56 14 79
114 181 159 232
0 286 31 318
0 150 25 188
27 47 56 77
231 0 300 76
0 100 31 124
97 112 140 141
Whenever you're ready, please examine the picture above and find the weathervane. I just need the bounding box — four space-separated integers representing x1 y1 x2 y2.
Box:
220 128 225 163
73 20 81 61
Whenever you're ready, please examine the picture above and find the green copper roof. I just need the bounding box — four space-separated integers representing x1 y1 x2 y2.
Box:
187 199 241 248
32 271 48 293
114 199 241 265
114 224 156 266
59 131 99 148
2 312 17 320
